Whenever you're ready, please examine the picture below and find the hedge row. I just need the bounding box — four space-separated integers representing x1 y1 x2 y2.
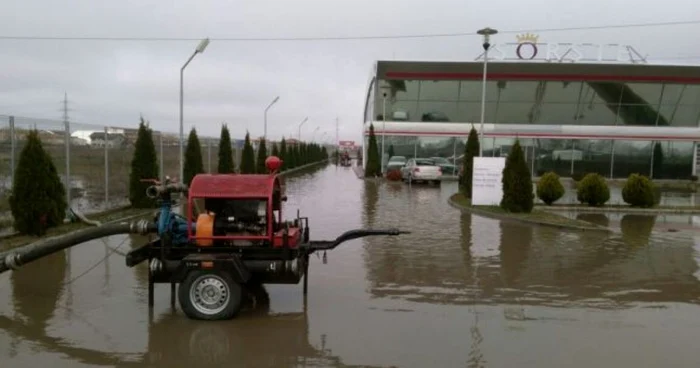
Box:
536 171 660 207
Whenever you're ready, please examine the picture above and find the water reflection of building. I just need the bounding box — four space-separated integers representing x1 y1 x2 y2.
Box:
364 209 700 307
362 57 700 179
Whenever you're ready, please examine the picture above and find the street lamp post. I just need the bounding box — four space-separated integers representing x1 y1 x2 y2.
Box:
380 88 389 173
298 117 308 141
179 38 210 183
264 96 280 142
477 27 497 157
312 126 320 142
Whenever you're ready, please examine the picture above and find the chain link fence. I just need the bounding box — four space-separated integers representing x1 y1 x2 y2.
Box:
0 114 245 229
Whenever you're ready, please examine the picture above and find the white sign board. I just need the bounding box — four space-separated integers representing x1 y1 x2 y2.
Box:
471 157 506 206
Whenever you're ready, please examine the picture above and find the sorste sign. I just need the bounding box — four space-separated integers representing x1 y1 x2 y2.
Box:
478 33 647 63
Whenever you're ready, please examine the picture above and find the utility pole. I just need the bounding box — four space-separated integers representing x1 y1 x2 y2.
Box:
61 92 71 214
335 117 339 151
477 27 498 156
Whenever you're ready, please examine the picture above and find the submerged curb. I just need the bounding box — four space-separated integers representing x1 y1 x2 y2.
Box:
535 204 700 214
447 196 612 233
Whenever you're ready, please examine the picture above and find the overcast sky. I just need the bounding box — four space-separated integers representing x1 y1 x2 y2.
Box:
1 0 699 143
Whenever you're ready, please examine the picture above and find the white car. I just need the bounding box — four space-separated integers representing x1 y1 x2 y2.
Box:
401 158 442 184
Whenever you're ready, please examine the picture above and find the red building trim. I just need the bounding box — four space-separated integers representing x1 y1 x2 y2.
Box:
384 71 700 84
363 129 700 141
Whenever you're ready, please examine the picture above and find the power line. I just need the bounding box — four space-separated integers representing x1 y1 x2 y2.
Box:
1 19 699 42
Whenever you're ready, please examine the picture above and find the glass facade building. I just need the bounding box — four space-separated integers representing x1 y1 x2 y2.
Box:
362 60 700 179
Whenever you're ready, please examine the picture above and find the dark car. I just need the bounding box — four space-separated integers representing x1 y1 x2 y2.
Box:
421 111 450 122
430 157 458 175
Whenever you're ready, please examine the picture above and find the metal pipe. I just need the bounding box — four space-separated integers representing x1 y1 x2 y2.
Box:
178 38 210 183
159 132 164 182
9 116 15 178
298 117 308 141
477 27 498 157
264 96 280 142
146 183 189 199
0 220 156 274
478 50 488 156
382 94 386 173
104 126 109 209
65 119 71 213
179 56 191 183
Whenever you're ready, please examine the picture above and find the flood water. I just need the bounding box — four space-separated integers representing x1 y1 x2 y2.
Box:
2 163 700 367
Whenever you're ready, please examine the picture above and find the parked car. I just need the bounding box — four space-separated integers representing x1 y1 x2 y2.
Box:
386 156 407 172
430 157 459 175
392 110 409 121
400 158 442 184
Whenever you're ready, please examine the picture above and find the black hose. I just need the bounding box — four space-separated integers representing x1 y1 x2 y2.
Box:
0 220 156 274
307 228 410 251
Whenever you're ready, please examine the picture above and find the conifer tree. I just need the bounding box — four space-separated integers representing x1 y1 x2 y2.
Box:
460 126 480 197
240 132 256 174
364 123 381 177
9 129 68 235
128 117 159 208
183 127 204 186
217 123 235 174
280 138 288 170
500 139 534 213
290 144 298 168
256 138 268 173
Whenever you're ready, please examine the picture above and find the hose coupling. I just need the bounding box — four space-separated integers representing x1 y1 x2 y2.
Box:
4 253 21 270
130 219 153 235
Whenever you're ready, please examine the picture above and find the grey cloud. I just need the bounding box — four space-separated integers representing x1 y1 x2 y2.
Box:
1 0 699 144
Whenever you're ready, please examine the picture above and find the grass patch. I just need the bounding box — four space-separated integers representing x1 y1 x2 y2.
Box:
0 206 156 250
450 193 608 231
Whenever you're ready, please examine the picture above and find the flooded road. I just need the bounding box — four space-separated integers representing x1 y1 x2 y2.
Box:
2 162 700 367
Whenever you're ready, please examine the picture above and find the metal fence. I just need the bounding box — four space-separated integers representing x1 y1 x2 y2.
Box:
0 114 243 222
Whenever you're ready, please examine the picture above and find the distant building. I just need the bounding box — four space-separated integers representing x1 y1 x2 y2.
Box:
89 132 127 148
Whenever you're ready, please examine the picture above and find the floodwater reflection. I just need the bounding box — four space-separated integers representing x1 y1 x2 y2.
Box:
2 164 700 367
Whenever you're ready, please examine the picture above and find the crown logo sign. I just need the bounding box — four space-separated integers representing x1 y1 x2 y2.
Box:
516 33 539 44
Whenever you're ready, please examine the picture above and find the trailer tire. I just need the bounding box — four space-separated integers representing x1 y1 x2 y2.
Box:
178 270 243 321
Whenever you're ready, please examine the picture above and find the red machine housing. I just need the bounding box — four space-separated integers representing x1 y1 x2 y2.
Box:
186 163 302 248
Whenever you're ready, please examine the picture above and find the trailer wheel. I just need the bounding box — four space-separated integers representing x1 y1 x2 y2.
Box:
178 270 242 320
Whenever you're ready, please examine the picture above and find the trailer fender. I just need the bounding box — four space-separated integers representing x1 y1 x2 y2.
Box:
175 254 251 284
